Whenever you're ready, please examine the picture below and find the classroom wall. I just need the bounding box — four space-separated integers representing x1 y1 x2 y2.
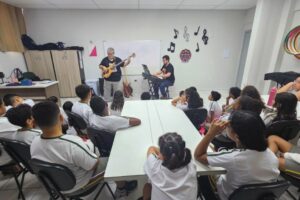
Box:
279 1 300 73
0 52 27 80
24 9 250 96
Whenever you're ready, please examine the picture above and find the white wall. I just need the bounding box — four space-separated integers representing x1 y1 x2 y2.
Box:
0 52 27 80
241 0 294 94
279 1 300 73
24 9 248 96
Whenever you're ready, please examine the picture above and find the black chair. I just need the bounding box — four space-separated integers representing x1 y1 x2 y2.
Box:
229 180 290 200
65 111 88 136
265 120 300 141
184 108 208 129
87 127 115 157
0 138 33 200
29 158 115 200
211 134 236 151
281 172 300 200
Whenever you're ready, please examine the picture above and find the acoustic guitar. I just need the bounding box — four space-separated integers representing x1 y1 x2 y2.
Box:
101 53 135 79
123 66 133 98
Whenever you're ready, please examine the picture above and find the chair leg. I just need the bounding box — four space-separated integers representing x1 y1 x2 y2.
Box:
105 182 116 200
285 189 297 200
93 182 115 200
13 172 25 200
18 171 27 199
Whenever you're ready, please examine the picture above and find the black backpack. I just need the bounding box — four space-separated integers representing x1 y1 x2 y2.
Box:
21 34 39 50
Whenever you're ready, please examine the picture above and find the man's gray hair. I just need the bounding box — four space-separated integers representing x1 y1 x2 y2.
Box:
107 47 115 53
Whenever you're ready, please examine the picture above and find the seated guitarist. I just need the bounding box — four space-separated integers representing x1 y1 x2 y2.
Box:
99 47 130 101
153 55 175 99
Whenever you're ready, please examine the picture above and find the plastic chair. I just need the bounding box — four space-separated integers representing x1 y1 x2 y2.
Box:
265 120 300 141
29 158 115 200
0 138 33 200
229 180 290 200
65 111 87 136
87 127 115 157
184 108 208 129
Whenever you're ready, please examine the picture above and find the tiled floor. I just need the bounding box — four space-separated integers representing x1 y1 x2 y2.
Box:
0 172 298 200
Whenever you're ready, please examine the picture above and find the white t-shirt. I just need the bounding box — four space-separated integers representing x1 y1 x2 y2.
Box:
30 134 98 193
23 99 35 107
71 102 92 124
89 113 130 133
208 101 222 120
5 129 41 145
207 148 280 200
144 154 197 200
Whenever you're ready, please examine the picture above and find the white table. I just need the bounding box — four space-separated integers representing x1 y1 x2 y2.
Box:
104 100 226 181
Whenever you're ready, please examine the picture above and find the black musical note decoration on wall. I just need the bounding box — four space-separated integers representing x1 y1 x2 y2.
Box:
194 26 200 36
167 42 175 53
196 43 199 52
202 29 209 45
173 29 179 39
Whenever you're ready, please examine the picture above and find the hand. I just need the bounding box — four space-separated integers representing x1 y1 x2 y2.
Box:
208 119 229 136
102 68 108 73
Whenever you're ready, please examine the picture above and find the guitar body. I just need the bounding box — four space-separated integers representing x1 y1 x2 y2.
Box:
102 64 115 79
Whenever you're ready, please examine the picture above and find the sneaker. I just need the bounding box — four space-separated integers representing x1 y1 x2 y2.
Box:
125 180 138 192
115 187 127 198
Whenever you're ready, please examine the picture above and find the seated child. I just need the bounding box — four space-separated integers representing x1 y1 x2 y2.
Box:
207 91 222 122
72 84 93 124
171 90 187 109
110 90 124 116
268 135 300 177
141 92 151 100
3 94 35 110
47 96 68 125
141 132 197 200
262 92 298 126
195 111 280 200
241 85 265 107
63 101 74 113
89 96 141 133
5 104 41 144
277 76 300 101
223 87 241 112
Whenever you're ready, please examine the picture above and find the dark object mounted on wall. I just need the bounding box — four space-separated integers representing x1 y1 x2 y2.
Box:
196 43 200 52
194 26 200 36
264 71 300 86
167 42 175 53
202 29 209 45
183 26 190 42
173 29 179 39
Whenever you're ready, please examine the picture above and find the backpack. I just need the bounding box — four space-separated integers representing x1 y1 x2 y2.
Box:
21 34 39 50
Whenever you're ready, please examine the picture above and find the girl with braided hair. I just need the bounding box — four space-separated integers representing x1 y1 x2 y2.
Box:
139 132 197 200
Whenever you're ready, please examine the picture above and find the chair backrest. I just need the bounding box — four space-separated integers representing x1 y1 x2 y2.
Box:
87 127 115 157
265 120 300 141
281 172 300 188
65 111 87 135
184 108 208 129
229 180 290 200
29 158 76 192
0 137 33 173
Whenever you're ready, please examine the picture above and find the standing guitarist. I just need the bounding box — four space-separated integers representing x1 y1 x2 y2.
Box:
99 47 130 101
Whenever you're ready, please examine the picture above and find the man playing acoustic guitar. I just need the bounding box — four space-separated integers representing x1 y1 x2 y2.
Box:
99 47 131 101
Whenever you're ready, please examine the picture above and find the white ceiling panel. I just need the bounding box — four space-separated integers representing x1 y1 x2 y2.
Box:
181 0 227 6
139 4 177 9
99 4 138 9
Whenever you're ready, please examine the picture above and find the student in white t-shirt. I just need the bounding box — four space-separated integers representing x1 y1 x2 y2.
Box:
5 104 41 144
140 132 197 200
207 91 222 123
110 90 124 116
31 101 138 197
71 84 93 124
195 111 280 200
172 87 203 111
89 96 141 133
222 87 241 113
3 93 35 110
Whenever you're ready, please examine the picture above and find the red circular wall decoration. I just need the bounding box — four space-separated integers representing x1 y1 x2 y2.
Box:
284 26 300 59
180 49 192 63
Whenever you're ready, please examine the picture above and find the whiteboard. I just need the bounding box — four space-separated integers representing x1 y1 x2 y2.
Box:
103 40 161 75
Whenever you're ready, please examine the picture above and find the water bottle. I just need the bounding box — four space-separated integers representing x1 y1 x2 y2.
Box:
267 87 277 106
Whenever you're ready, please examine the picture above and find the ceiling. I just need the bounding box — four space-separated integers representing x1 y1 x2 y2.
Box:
1 0 257 10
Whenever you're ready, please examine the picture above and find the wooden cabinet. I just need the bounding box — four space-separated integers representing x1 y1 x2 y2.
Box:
0 2 25 52
24 50 83 97
52 50 82 97
24 51 56 80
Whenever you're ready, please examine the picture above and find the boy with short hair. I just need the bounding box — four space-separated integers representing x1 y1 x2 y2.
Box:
89 96 141 133
3 94 35 110
5 104 41 144
207 91 222 123
72 84 93 124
